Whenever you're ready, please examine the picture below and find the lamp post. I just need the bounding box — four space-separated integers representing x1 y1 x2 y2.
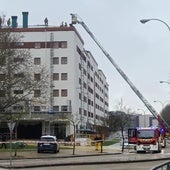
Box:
140 19 170 31
154 100 170 110
137 109 147 127
153 100 164 109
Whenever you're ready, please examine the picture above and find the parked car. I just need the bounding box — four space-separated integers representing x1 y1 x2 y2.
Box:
37 135 60 153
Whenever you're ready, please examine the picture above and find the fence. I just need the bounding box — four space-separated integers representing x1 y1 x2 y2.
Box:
151 161 170 170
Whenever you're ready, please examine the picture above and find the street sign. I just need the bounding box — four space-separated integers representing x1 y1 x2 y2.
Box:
7 122 15 133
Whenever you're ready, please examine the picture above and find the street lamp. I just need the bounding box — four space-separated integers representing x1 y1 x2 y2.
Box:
154 100 170 110
140 19 170 31
160 80 170 84
153 100 164 112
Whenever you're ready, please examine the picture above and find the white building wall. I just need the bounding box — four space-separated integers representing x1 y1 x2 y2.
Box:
16 26 109 135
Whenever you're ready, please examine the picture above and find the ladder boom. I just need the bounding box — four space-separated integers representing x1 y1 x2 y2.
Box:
70 14 170 129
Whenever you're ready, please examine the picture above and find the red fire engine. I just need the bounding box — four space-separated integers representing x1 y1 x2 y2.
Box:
128 127 166 153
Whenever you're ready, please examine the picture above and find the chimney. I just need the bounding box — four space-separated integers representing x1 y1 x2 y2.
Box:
22 12 29 28
11 16 17 28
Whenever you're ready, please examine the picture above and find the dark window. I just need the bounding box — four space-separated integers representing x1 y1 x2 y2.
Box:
53 89 59 97
61 73 67 80
34 106 40 112
61 57 67 64
34 90 41 97
53 73 59 80
34 74 41 81
53 57 59 64
34 58 41 65
53 106 59 111
14 90 23 94
61 89 67 97
61 105 68 111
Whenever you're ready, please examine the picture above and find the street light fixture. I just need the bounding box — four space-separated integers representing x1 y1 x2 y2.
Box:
160 80 170 84
153 100 164 110
140 19 170 31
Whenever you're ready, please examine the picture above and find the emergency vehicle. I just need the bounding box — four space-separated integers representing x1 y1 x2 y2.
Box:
128 127 166 153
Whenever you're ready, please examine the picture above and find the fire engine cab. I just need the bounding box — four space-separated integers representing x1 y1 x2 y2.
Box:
128 127 166 153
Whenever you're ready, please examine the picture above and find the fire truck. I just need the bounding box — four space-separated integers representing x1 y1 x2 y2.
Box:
70 14 170 143
128 127 166 153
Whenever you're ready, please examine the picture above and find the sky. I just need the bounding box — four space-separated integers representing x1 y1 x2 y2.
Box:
2 0 170 114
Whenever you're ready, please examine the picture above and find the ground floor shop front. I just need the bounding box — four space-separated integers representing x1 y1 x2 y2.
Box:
0 119 69 140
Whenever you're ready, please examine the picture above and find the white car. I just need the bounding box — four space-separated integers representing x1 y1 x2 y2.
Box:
37 135 60 153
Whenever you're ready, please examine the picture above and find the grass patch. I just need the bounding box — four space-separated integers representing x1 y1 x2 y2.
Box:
102 139 120 146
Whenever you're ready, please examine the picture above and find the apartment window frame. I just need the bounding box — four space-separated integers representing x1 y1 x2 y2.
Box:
34 73 41 81
53 89 59 97
61 57 67 64
53 73 59 80
61 73 68 80
34 106 41 112
61 89 68 97
53 57 59 64
34 58 41 65
35 42 41 49
34 90 41 97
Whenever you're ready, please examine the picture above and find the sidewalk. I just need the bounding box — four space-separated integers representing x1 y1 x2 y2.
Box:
0 145 170 169
0 144 122 160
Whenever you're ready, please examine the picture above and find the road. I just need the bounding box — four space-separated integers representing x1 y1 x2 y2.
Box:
4 160 167 170
0 142 170 169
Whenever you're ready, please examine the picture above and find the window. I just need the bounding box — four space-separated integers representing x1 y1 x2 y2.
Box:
53 89 59 97
14 73 24 78
61 89 67 97
0 74 5 81
79 93 81 100
83 82 87 89
79 63 81 70
84 96 87 102
61 73 67 80
14 90 23 94
34 106 40 112
60 41 67 48
53 73 59 80
61 57 67 64
53 42 60 48
13 105 23 111
53 57 59 64
61 105 68 111
35 42 41 48
34 58 41 65
79 78 81 85
53 106 59 111
34 90 41 97
34 74 41 81
14 58 24 62
84 110 87 116
0 90 5 97
0 58 5 66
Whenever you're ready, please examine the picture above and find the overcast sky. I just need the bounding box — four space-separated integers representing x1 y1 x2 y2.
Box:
2 0 170 114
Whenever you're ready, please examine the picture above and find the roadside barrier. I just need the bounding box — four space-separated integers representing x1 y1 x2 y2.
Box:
151 161 170 170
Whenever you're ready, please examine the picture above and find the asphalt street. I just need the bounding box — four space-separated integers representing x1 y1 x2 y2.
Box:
0 142 169 169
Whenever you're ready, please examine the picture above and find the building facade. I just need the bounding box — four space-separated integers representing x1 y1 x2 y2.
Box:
0 12 109 139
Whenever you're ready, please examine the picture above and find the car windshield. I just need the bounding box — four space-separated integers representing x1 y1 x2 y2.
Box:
138 130 154 139
40 137 55 141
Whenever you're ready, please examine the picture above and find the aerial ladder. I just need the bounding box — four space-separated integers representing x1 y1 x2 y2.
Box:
70 14 170 132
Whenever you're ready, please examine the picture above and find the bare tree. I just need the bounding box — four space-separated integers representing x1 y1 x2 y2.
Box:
0 24 48 123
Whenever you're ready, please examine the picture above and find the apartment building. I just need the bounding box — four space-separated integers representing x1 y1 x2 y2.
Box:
0 12 109 139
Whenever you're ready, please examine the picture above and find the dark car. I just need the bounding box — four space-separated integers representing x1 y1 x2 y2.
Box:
37 135 60 153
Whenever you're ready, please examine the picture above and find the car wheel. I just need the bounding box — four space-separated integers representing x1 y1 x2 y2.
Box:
37 150 41 153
